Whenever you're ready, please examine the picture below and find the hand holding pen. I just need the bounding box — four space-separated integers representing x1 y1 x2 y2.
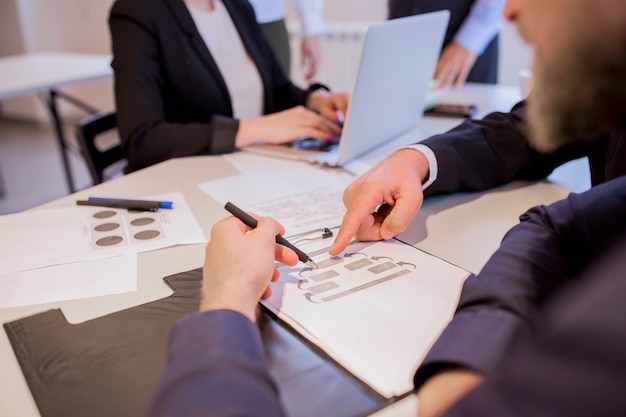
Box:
200 209 300 322
224 202 319 269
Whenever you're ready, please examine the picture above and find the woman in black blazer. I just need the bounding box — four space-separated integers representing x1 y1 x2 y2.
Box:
109 0 347 173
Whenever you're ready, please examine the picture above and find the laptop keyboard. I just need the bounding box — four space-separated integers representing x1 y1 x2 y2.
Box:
288 136 341 152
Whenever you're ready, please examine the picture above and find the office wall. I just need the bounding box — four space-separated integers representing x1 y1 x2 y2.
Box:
0 2 27 56
16 0 113 53
320 1 387 21
0 1 30 117
0 0 116 121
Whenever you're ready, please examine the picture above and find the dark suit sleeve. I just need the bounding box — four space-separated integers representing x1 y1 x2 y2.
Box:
146 310 286 417
423 101 588 197
415 175 626 385
441 236 626 417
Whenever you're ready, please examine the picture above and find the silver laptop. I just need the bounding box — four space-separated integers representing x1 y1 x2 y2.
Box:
244 10 450 167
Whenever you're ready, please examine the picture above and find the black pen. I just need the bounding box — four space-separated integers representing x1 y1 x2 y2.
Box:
88 197 173 209
76 198 161 211
224 202 319 269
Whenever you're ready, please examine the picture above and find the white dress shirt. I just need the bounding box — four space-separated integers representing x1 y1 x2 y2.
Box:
454 0 506 55
247 0 326 36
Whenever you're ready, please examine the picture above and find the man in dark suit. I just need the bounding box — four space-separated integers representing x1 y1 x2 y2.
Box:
145 0 626 415
329 0 626 414
389 0 504 88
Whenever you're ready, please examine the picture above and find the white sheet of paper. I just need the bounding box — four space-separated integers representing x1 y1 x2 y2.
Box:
0 192 205 275
197 167 354 237
262 235 470 398
222 152 315 174
0 255 137 308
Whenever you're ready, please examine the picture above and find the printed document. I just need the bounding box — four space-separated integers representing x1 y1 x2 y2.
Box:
262 232 470 398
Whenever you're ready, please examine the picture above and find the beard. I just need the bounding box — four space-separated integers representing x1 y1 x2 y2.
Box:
526 21 626 152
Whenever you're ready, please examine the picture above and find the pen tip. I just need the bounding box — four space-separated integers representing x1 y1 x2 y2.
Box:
306 259 320 269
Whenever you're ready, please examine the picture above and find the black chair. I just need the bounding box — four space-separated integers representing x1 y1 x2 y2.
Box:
76 110 125 185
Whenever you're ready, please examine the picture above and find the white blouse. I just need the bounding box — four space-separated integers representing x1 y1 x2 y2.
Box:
186 0 264 119
247 0 326 36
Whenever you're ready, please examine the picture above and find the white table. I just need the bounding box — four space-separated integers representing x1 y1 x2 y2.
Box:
0 84 590 416
0 51 113 193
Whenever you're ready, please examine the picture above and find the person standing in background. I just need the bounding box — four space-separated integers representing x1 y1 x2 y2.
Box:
248 0 325 81
389 0 505 88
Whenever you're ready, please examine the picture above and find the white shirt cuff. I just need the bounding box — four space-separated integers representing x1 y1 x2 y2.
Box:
291 0 326 36
404 144 438 191
454 0 505 55
299 15 326 36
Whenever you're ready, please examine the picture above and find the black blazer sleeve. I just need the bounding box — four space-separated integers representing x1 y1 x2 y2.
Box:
109 0 309 173
423 101 589 197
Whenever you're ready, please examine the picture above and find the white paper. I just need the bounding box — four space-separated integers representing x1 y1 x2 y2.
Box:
222 152 315 174
0 255 137 308
197 167 354 237
262 235 469 398
0 192 205 275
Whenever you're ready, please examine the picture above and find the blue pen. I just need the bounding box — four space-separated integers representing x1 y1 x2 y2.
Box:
87 197 173 209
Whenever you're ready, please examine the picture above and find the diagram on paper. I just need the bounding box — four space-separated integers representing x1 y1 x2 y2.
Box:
269 235 462 308
291 244 417 303
262 233 470 399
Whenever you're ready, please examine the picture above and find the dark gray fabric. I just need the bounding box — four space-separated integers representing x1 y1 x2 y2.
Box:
260 18 292 76
422 100 626 196
4 269 202 417
4 268 384 417
418 176 626 416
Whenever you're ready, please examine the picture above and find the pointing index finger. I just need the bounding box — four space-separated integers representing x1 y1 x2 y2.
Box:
329 203 373 256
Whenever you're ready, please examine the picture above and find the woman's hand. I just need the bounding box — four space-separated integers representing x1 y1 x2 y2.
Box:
307 91 350 122
434 42 477 89
236 105 343 147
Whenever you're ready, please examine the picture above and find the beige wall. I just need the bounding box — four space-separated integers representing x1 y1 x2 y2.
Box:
0 0 116 121
16 0 114 54
0 2 27 56
319 0 387 21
